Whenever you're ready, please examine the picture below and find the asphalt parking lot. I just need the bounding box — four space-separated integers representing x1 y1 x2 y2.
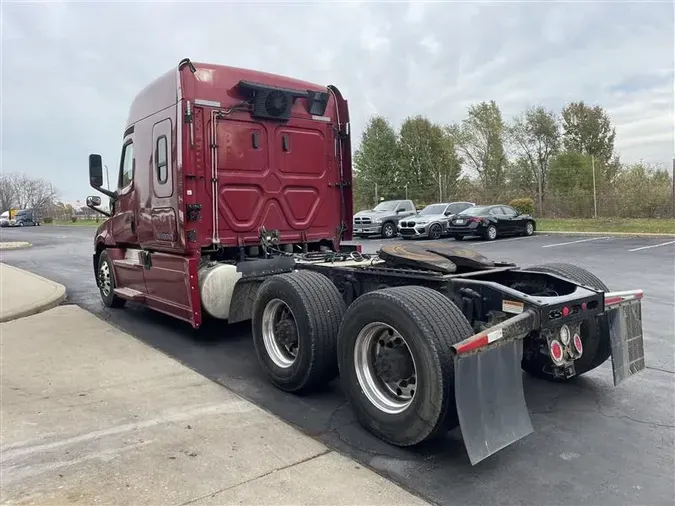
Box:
1 226 674 506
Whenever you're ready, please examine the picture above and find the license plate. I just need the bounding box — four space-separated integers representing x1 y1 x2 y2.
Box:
454 219 465 224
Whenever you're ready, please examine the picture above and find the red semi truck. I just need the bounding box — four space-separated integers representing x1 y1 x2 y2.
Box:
86 58 646 465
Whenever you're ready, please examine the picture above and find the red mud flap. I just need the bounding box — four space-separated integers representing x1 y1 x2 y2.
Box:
603 290 646 386
451 310 538 465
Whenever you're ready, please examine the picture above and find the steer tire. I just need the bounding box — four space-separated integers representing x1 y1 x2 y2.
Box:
97 249 126 309
521 262 610 381
337 286 473 447
251 270 346 393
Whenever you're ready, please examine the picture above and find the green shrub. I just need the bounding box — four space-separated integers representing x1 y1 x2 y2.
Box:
71 216 77 223
509 198 535 215
42 217 53 224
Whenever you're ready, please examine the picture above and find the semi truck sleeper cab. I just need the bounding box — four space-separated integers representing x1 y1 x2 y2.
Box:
86 58 647 466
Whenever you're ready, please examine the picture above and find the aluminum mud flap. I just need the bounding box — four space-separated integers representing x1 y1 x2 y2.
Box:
601 290 646 386
452 311 538 466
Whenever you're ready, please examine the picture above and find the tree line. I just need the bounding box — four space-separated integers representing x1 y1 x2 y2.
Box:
0 172 94 222
353 101 674 219
0 172 58 214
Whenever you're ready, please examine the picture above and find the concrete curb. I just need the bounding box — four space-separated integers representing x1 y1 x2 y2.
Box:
0 241 33 250
536 231 675 238
0 263 67 323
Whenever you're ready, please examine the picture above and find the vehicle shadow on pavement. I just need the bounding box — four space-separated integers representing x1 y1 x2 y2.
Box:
113 300 610 457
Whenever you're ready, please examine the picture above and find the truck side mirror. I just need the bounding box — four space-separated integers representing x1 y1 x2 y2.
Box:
89 154 104 188
86 194 111 218
86 196 102 207
89 154 117 200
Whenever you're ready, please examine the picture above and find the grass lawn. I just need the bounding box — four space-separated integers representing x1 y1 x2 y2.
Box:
44 219 102 227
537 218 675 234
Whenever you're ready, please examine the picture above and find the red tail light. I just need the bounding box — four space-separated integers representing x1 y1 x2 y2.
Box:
573 334 583 355
467 217 482 223
549 339 564 364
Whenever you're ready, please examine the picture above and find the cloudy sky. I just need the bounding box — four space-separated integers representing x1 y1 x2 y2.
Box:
2 0 673 203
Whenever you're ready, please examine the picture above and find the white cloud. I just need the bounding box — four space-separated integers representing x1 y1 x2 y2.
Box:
1 0 672 202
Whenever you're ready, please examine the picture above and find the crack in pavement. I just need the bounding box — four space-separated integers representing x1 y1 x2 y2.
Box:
646 365 675 375
178 449 332 505
531 404 674 430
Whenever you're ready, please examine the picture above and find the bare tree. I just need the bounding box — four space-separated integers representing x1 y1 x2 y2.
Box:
0 173 19 212
0 172 58 213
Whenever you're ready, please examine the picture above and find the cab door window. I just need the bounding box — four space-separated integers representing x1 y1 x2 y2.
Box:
152 118 173 198
119 142 134 190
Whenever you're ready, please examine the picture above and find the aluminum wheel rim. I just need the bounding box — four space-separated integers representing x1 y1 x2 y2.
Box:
488 226 497 239
430 224 441 239
99 261 111 297
262 298 298 369
354 322 417 414
526 222 533 235
384 224 394 237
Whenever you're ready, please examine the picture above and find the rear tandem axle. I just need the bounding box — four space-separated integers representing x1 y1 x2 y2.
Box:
247 245 646 465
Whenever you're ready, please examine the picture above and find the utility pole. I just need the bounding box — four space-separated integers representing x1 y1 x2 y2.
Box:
405 185 408 200
591 156 598 219
375 183 378 204
672 156 675 219
438 172 442 201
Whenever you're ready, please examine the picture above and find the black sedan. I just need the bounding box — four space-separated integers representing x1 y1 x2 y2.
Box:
447 204 536 241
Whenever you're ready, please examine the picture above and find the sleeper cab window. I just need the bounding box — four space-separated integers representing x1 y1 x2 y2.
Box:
121 142 134 188
156 135 168 184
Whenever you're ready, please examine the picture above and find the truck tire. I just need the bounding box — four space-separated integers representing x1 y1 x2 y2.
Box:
381 222 396 239
521 262 610 381
337 285 473 447
251 270 346 393
97 249 126 308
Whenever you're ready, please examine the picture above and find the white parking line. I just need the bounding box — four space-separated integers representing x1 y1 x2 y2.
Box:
467 236 542 246
628 240 675 252
541 237 610 248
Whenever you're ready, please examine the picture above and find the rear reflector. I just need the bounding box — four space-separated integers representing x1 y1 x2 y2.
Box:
454 327 503 355
605 289 644 307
